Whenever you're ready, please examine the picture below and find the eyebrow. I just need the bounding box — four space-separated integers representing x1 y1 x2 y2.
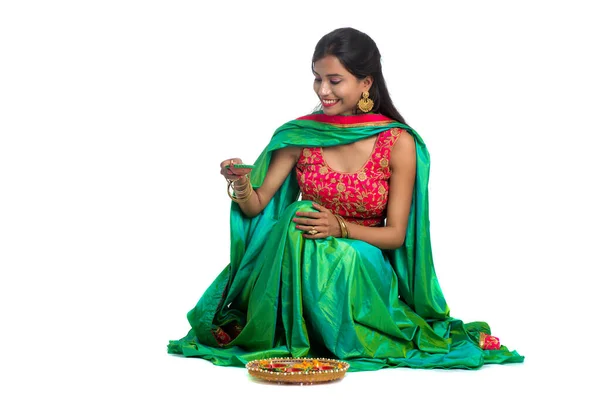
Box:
313 72 344 77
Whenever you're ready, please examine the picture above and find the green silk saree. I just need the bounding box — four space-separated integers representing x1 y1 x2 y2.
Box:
167 113 524 370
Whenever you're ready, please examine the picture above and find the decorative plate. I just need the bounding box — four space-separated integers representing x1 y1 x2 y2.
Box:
246 357 350 384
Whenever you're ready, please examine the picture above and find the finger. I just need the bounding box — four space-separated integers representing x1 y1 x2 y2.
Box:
221 167 238 178
221 169 247 182
220 159 250 179
293 217 319 225
295 211 319 218
226 160 251 176
311 202 328 212
295 223 320 231
230 168 251 176
220 158 243 169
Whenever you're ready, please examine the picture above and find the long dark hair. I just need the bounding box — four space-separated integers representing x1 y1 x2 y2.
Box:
312 27 406 124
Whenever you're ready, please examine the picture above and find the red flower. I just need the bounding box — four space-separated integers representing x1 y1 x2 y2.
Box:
479 332 501 350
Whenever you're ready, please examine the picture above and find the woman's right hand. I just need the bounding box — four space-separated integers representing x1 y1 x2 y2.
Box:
220 158 252 182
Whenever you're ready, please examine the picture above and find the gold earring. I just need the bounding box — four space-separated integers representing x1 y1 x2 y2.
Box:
357 91 374 113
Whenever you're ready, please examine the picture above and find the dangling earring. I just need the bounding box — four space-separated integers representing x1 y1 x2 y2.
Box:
357 91 374 113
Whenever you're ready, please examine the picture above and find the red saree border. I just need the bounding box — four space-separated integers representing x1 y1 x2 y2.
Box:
297 113 394 127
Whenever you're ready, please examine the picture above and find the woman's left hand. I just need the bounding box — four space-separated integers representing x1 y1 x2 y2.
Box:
293 203 342 239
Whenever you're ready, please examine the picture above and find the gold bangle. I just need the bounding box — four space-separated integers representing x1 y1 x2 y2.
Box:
232 175 250 190
334 214 349 239
340 217 349 238
232 180 252 197
230 182 252 201
227 179 253 203
228 186 252 203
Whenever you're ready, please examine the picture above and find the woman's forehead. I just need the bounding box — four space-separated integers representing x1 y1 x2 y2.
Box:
313 55 348 75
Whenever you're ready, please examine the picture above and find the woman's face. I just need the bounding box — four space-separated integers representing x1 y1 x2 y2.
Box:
313 55 372 116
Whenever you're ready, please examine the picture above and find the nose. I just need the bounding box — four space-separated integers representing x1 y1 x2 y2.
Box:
318 81 332 96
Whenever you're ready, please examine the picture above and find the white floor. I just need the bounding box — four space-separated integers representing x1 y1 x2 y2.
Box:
4 316 596 399
144 347 589 400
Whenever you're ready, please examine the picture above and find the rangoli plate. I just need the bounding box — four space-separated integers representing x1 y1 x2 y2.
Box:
246 357 350 384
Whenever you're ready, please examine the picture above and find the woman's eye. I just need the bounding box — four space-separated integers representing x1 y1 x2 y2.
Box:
314 78 340 85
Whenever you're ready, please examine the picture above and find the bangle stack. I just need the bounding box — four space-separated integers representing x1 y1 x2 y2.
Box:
334 214 349 239
227 176 253 203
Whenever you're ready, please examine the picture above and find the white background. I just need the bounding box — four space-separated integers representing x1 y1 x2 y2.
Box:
1 0 599 399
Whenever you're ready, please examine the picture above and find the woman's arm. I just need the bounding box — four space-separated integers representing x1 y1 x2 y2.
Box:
225 146 301 218
347 130 416 249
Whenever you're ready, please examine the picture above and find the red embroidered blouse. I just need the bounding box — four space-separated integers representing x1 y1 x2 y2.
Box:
295 128 404 227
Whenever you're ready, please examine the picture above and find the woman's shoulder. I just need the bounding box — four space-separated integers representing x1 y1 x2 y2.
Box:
274 145 303 161
388 126 410 137
376 127 410 147
388 127 416 160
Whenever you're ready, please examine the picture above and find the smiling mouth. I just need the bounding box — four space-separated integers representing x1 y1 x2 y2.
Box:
321 99 340 107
